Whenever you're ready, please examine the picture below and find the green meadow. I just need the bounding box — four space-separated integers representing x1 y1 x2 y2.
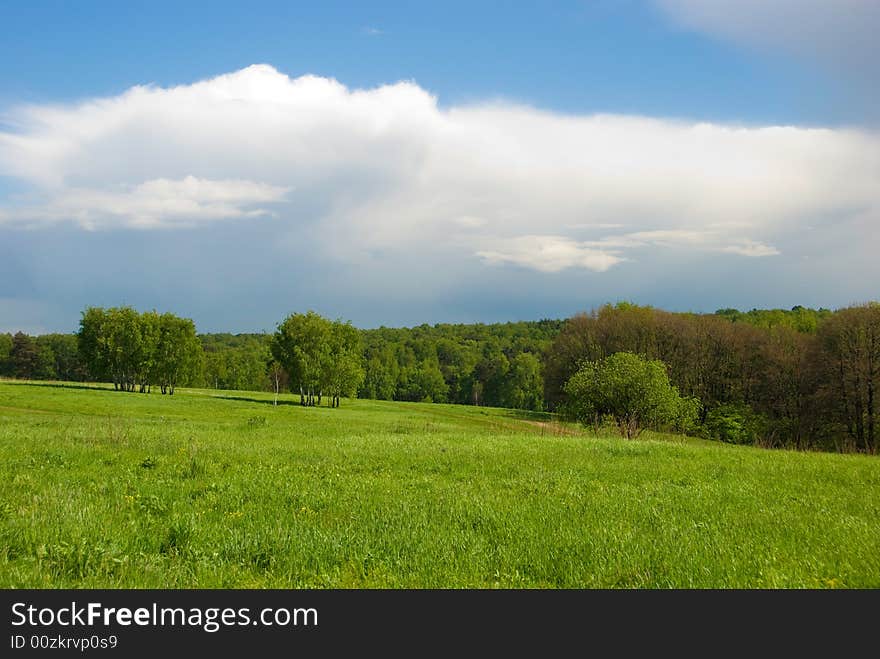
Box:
1 380 878 588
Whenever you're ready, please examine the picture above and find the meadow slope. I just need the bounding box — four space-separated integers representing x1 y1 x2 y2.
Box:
0 380 878 588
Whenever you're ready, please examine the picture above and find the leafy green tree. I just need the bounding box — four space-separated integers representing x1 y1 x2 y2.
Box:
361 354 397 400
502 352 544 411
102 306 155 392
398 359 449 402
203 343 267 391
137 310 161 393
703 403 767 445
36 334 85 381
152 313 202 394
271 311 332 406
564 352 699 439
78 307 109 383
78 306 203 393
323 320 365 407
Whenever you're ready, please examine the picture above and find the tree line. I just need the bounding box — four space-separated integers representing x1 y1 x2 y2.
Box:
1 302 877 453
544 302 879 453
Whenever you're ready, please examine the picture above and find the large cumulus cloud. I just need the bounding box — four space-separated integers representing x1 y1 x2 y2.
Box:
0 64 878 334
2 64 878 276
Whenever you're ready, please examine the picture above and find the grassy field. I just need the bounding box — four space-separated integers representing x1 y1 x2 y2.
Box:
1 379 878 588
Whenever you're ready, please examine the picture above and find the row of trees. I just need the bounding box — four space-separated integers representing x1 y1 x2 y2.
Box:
358 321 556 408
0 332 84 381
201 333 272 392
77 307 202 394
3 302 877 452
545 302 880 453
195 320 555 408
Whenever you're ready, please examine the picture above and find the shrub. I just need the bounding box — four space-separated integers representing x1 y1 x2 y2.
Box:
563 352 699 439
703 404 765 445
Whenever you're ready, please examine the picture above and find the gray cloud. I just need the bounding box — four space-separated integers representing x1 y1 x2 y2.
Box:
655 0 880 116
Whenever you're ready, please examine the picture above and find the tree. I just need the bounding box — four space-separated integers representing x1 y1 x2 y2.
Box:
78 306 203 394
36 334 86 381
271 311 332 406
152 313 202 395
267 358 288 406
323 320 365 407
137 310 161 393
473 346 509 406
817 303 880 453
0 333 12 376
78 307 110 384
360 354 397 400
502 352 544 411
101 306 148 391
563 352 698 439
399 359 448 402
9 332 40 380
702 403 767 445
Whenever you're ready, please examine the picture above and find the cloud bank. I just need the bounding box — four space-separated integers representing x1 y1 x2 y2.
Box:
1 64 879 276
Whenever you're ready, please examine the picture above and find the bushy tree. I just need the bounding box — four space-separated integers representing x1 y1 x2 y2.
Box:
703 403 767 445
152 313 202 394
563 352 699 439
323 320 365 407
78 306 203 393
271 311 331 406
271 311 363 407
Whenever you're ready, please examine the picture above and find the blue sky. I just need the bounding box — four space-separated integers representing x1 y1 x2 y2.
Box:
1 1 878 333
0 1 862 123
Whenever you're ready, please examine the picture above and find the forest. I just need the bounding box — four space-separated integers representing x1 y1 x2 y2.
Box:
0 302 877 453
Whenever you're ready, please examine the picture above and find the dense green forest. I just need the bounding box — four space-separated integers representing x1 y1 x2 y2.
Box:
1 303 877 453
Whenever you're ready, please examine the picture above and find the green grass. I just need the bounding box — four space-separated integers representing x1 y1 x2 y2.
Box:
1 379 878 588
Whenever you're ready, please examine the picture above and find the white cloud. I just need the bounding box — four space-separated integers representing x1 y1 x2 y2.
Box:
477 235 623 273
1 176 288 229
719 241 780 258
584 229 780 257
0 64 878 274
